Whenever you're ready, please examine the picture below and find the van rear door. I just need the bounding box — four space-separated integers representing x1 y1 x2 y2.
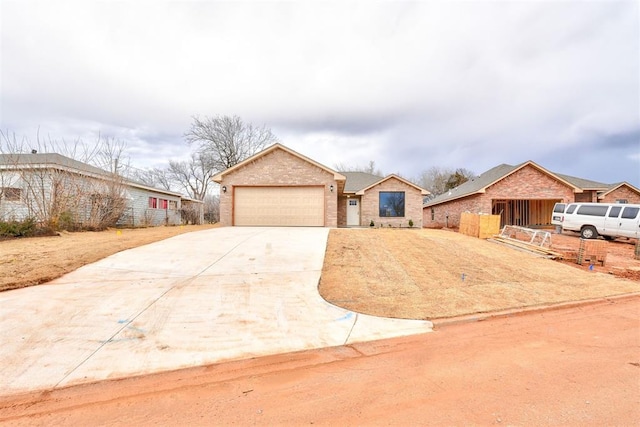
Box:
617 206 640 238
551 203 566 226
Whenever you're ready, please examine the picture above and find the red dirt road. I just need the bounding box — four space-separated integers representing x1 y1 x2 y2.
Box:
1 297 638 426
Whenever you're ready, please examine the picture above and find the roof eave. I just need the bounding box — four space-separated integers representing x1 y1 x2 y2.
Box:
423 191 479 208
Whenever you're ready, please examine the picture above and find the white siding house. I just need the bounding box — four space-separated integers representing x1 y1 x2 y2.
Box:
0 153 185 228
119 185 183 227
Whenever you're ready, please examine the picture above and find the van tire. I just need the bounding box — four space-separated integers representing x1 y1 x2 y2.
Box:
580 226 598 239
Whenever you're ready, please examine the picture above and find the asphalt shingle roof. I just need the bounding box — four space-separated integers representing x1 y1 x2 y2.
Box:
423 163 518 206
0 153 111 176
423 160 620 207
342 171 384 193
554 173 609 190
0 152 183 197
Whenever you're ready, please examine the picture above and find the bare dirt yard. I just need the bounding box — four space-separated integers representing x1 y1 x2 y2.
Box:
552 231 640 280
319 228 640 319
0 224 218 292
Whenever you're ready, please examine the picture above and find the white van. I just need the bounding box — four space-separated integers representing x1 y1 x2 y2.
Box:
553 202 640 239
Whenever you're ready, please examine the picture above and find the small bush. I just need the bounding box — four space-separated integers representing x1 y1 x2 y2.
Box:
57 211 77 231
408 219 414 228
0 217 38 238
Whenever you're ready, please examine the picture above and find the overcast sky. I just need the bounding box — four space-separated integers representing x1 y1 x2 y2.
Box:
1 0 639 186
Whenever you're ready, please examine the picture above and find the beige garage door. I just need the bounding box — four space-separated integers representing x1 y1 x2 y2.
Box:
234 186 325 226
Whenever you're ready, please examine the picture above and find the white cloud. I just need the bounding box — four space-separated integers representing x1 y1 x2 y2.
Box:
1 0 638 185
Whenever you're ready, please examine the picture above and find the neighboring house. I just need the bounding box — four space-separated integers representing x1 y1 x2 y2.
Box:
598 182 640 204
212 143 429 227
423 160 640 229
0 153 185 227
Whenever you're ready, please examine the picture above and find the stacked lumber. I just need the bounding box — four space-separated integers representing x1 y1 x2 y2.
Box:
490 235 564 259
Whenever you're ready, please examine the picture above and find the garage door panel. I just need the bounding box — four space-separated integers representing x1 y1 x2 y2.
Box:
234 187 325 226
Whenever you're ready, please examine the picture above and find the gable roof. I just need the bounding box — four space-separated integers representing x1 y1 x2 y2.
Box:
341 172 429 195
598 181 640 199
0 152 183 197
358 174 430 196
212 143 346 182
423 160 583 207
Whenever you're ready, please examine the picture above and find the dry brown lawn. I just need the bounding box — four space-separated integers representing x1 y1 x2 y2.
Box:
319 228 640 320
3 225 638 320
0 224 219 291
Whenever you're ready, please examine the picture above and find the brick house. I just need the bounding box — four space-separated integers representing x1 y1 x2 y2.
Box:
598 182 640 204
423 161 640 229
339 172 427 227
212 143 429 227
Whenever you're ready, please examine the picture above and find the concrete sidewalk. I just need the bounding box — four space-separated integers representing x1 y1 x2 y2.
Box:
0 227 432 394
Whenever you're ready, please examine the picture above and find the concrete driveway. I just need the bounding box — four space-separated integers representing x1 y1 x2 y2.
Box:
0 227 431 395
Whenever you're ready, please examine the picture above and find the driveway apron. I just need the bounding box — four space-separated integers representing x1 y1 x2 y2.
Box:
0 227 431 394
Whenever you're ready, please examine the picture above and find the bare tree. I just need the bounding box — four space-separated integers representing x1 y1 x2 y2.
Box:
91 136 130 176
203 194 220 223
334 160 383 176
184 115 278 173
166 152 215 200
416 166 475 198
133 150 217 202
445 168 475 190
0 130 128 230
132 167 174 191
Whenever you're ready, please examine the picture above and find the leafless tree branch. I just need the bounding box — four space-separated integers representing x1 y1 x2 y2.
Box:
184 115 278 172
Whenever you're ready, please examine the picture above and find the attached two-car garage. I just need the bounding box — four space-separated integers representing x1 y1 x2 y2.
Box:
214 144 344 227
233 186 325 226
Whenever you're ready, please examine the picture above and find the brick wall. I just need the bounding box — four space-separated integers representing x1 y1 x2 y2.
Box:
337 196 348 226
423 164 576 228
218 148 339 227
360 177 423 228
423 196 483 228
482 166 576 202
575 191 598 202
600 186 640 204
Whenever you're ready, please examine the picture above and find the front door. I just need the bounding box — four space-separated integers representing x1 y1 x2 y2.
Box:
347 198 360 226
